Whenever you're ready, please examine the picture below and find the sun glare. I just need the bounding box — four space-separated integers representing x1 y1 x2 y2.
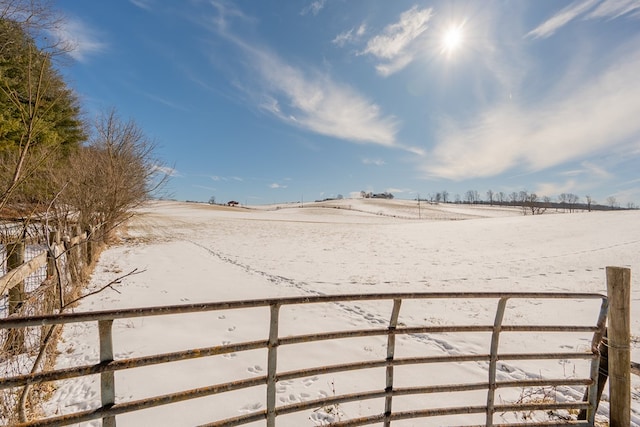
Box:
442 25 464 55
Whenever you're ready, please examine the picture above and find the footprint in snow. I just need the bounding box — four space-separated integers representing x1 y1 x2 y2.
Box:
303 376 319 387
278 394 299 403
239 402 262 413
223 351 237 359
228 326 236 332
247 365 263 374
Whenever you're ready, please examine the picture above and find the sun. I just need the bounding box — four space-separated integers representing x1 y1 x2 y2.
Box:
441 24 464 55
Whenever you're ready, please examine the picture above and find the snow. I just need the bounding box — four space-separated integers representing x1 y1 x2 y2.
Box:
40 199 640 426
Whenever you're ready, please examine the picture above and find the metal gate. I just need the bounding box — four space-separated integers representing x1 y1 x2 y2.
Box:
1 292 609 427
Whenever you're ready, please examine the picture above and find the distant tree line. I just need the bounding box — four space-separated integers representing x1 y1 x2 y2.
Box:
416 189 636 215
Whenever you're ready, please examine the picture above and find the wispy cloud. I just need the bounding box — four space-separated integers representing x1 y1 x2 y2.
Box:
200 2 420 150
209 0 254 32
386 187 409 194
152 165 181 177
301 0 326 16
534 180 578 198
211 176 243 182
362 158 385 166
587 0 640 19
129 0 153 10
50 17 107 62
269 183 287 189
527 0 640 39
245 44 400 147
580 161 612 179
142 92 188 111
423 45 640 180
527 0 598 39
360 6 433 76
560 161 611 179
332 24 366 47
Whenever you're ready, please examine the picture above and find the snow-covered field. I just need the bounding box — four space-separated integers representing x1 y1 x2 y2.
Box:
42 199 640 426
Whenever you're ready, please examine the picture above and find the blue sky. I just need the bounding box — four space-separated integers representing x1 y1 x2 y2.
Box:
53 0 640 205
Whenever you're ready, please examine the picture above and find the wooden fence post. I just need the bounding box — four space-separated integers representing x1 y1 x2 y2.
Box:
4 241 25 353
46 231 60 279
607 266 631 427
75 225 84 270
86 226 95 264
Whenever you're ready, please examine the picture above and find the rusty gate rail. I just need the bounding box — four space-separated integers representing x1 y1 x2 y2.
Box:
0 292 608 427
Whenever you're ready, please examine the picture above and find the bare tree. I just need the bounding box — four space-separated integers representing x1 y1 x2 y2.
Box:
467 190 480 204
61 109 168 239
1 0 64 40
566 193 579 213
486 189 494 206
585 195 593 212
557 193 570 212
496 191 506 205
606 196 617 210
523 193 547 215
509 191 519 205
441 190 448 203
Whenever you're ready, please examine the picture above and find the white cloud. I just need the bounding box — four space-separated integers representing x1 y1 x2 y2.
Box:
211 175 243 182
333 24 366 47
386 187 408 194
301 0 326 16
269 183 287 189
50 17 107 62
129 0 153 10
250 49 400 147
587 0 640 19
528 0 640 39
422 47 640 180
204 2 412 150
560 161 612 179
535 180 578 198
332 29 354 47
152 165 180 177
362 158 385 166
360 6 433 76
526 0 599 39
581 161 612 179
